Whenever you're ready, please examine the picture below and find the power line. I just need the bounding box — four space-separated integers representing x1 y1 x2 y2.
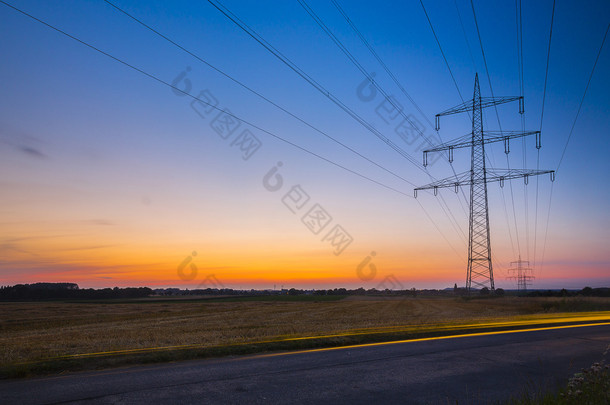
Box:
470 0 498 126
102 0 417 190
2 0 474 282
539 181 555 279
419 0 467 104
454 0 477 71
416 198 465 260
419 0 525 252
538 0 556 135
556 22 609 172
0 0 414 198
534 0 556 271
470 0 521 259
331 0 434 131
517 0 525 110
207 0 471 244
516 0 529 263
297 0 469 233
332 0 470 221
540 22 608 279
454 2 504 252
469 0 502 169
206 0 426 171
435 190 468 242
499 185 516 254
303 0 443 159
418 0 502 220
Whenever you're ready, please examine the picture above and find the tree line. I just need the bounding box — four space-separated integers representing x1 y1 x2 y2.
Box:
0 283 152 300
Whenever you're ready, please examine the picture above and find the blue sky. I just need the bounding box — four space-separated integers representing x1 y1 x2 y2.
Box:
0 0 608 289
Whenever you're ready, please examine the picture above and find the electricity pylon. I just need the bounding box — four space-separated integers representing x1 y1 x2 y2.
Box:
414 74 555 292
508 256 534 292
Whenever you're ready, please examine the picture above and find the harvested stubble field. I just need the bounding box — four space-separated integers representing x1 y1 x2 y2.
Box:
1 295 609 375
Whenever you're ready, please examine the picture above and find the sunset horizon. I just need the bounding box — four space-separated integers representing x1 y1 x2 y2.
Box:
1 0 608 293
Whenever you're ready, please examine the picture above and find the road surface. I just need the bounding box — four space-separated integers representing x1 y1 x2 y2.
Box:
1 324 609 404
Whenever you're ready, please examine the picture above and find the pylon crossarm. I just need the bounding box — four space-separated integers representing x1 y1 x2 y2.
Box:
423 131 540 154
414 169 555 193
435 96 521 118
414 171 470 192
486 169 555 185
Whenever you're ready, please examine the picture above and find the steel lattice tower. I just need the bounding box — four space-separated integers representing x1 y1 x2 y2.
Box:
415 74 555 293
467 74 493 290
508 256 534 292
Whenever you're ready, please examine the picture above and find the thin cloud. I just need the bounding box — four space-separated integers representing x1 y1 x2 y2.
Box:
0 124 49 159
18 145 47 159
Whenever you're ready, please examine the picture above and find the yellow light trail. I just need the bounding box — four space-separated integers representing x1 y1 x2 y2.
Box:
255 321 610 359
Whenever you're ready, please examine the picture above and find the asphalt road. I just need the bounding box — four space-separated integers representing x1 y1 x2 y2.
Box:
1 324 609 404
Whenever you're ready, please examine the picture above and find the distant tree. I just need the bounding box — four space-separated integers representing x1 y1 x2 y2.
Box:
453 283 458 293
480 287 490 295
494 288 505 297
581 286 594 296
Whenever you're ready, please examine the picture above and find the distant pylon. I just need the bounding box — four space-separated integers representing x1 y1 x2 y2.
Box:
508 256 534 292
414 74 555 293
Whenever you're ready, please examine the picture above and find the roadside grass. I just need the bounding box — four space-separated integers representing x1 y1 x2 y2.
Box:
537 297 610 313
1 296 609 378
461 296 610 313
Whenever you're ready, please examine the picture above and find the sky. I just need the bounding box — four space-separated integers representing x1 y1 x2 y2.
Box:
0 0 608 290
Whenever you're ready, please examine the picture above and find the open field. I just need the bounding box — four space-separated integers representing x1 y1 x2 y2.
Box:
2 295 610 377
